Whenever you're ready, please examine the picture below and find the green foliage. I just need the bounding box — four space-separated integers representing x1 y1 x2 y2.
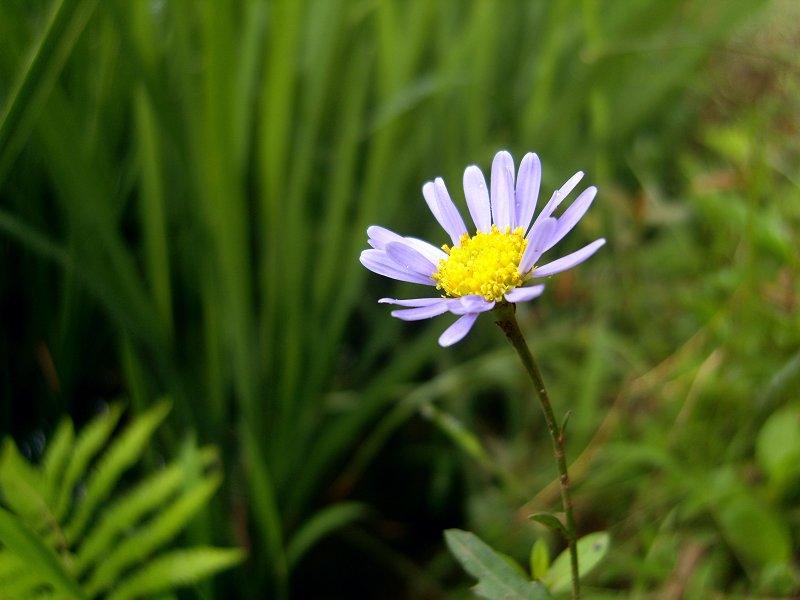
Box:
542 533 610 594
756 404 800 497
0 0 796 597
0 402 243 599
444 529 551 600
446 528 610 598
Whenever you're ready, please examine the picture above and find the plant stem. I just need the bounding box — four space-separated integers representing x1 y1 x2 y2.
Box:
494 303 580 600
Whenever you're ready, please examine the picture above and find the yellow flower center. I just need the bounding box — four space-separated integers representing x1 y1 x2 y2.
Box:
433 225 529 302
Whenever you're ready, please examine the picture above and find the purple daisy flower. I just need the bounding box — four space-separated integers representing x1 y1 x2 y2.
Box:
360 150 605 346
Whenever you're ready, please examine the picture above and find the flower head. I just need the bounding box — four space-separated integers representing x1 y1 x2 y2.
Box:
360 150 605 346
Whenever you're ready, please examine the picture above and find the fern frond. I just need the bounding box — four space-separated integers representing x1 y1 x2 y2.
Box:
0 506 87 600
54 404 124 522
0 440 52 532
0 548 31 595
74 445 217 576
41 418 74 506
106 547 245 600
63 400 171 543
1 403 238 598
83 474 222 596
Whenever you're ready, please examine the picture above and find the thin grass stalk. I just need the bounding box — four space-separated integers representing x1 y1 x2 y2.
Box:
134 87 173 339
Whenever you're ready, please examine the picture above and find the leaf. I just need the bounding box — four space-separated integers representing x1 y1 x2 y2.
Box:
529 513 569 540
286 502 371 569
73 462 186 576
708 468 791 572
0 439 51 530
530 538 550 581
83 474 222 595
444 529 552 600
0 400 237 598
41 419 74 506
0 506 87 600
0 0 100 184
544 532 610 593
106 547 245 600
755 404 800 494
64 400 171 542
54 403 125 522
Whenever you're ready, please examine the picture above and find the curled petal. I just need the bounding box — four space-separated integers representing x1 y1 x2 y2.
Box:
520 217 557 274
504 284 545 303
386 242 437 278
559 171 584 200
449 295 494 315
391 302 452 321
360 249 435 286
379 297 445 307
491 151 515 230
543 186 597 253
438 312 479 347
463 166 491 233
422 178 468 246
534 239 606 278
530 171 584 230
367 225 402 249
515 153 541 232
401 236 447 263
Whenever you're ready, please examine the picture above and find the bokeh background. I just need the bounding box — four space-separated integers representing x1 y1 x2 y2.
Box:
1 0 799 597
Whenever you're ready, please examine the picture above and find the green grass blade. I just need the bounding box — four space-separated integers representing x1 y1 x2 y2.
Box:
134 87 173 338
286 502 370 569
0 0 99 184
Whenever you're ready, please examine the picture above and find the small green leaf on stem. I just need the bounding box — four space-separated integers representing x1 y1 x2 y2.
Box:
545 532 610 593
560 410 572 436
530 538 550 581
529 512 568 540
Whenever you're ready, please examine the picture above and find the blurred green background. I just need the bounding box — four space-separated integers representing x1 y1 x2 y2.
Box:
1 0 799 597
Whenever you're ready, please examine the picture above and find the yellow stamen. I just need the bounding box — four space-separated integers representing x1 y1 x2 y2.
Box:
433 225 528 302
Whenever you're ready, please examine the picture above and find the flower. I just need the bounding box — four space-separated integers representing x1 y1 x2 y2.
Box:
360 150 605 346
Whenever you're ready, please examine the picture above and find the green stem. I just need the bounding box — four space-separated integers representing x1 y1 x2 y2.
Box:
493 303 580 600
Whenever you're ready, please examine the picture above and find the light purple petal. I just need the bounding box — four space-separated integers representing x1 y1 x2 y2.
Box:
367 225 402 249
401 236 447 263
543 186 597 253
386 242 436 278
422 178 468 246
504 284 545 303
379 297 444 307
391 302 452 321
449 295 494 315
360 249 436 286
530 171 584 231
463 166 491 233
438 312 479 347
558 171 584 200
533 238 606 278
367 228 446 263
515 153 541 232
490 151 515 230
519 217 557 274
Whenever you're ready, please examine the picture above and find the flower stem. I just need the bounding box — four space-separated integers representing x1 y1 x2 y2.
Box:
493 303 580 600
